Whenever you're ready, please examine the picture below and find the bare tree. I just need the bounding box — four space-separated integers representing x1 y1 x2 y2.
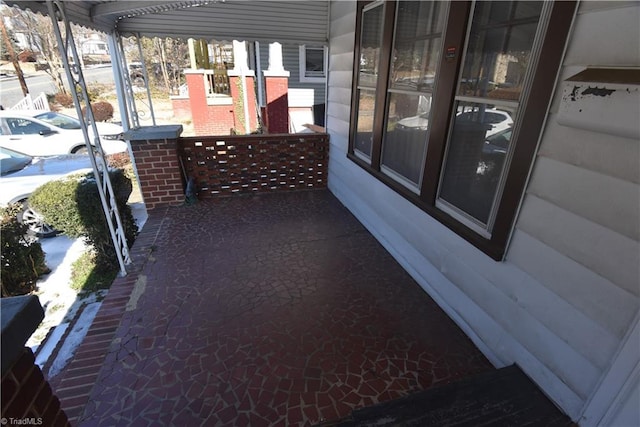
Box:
4 6 67 93
0 17 28 96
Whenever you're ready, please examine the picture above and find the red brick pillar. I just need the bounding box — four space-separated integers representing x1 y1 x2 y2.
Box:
228 74 258 134
2 349 70 426
126 125 185 210
263 42 289 134
263 74 289 134
227 41 258 134
184 70 208 135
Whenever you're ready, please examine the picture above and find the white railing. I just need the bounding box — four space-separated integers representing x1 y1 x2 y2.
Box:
32 92 50 111
10 92 50 111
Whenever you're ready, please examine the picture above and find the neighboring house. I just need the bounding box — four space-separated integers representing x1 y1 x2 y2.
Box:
173 41 327 134
253 42 327 131
79 34 110 64
3 2 638 426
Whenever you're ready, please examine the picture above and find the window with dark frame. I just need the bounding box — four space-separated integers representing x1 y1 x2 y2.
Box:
300 46 327 82
348 0 577 260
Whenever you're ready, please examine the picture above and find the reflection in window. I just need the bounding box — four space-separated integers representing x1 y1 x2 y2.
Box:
439 102 515 225
438 1 542 229
381 1 445 189
305 48 325 77
353 3 384 160
457 1 543 102
300 46 326 82
354 90 377 157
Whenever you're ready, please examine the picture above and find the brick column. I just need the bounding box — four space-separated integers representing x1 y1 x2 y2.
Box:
184 70 208 134
263 42 290 134
228 74 258 133
228 40 258 134
125 125 185 210
1 296 70 426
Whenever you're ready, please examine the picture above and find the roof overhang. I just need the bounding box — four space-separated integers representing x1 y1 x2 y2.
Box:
4 0 329 45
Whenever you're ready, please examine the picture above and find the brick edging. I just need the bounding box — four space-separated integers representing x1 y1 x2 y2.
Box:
51 207 169 425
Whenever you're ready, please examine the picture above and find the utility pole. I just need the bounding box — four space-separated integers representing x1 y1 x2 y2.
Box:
0 18 29 97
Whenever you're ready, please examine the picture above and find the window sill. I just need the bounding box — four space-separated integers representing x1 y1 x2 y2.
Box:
206 95 233 106
346 152 506 261
300 76 326 84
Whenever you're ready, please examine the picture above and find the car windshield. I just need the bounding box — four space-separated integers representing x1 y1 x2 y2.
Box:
34 112 82 130
0 147 33 175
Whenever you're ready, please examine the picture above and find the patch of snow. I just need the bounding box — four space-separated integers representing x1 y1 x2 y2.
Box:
25 200 147 372
34 323 68 368
130 201 148 230
48 301 102 378
27 236 86 349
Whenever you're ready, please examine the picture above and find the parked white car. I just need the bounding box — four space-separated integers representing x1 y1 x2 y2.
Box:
0 147 93 237
0 111 126 157
396 107 513 137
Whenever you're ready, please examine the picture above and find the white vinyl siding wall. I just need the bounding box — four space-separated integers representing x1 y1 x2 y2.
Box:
256 44 326 107
326 1 639 424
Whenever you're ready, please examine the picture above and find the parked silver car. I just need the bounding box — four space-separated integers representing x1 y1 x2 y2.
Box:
0 147 93 237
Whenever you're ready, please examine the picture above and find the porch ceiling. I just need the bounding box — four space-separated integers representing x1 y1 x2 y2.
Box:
4 0 329 44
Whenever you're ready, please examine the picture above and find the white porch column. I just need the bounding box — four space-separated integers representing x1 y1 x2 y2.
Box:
266 42 287 74
231 40 251 73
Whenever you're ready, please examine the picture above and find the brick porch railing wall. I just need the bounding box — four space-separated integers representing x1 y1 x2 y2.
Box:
1 296 70 426
126 125 185 210
179 133 329 197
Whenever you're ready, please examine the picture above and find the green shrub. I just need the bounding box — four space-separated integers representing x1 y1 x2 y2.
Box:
29 169 137 272
1 205 50 297
82 101 114 122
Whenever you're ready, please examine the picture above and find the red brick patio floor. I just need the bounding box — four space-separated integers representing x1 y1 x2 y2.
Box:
54 189 493 426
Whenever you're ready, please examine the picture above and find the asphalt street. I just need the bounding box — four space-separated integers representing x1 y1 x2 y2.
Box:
0 66 115 108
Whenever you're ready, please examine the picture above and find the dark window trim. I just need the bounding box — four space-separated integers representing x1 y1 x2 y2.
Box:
348 0 578 261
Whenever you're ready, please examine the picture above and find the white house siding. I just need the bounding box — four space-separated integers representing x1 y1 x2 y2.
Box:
256 43 326 107
326 1 639 424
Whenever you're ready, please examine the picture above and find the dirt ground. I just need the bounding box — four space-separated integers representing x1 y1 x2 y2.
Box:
60 95 195 136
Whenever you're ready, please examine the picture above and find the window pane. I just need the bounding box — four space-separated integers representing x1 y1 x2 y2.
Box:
382 93 432 185
458 1 543 101
439 102 515 225
390 38 442 92
354 89 376 158
359 4 384 88
381 1 445 187
6 118 49 135
389 1 445 91
305 48 325 76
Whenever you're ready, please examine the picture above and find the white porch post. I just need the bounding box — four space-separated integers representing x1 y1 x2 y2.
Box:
107 32 130 132
135 33 156 126
46 0 131 276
